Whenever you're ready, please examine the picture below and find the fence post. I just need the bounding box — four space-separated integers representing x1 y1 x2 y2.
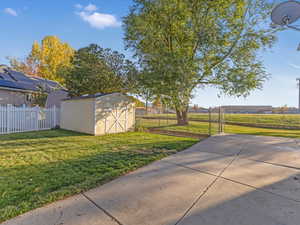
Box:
35 106 39 131
7 104 12 133
53 105 57 128
218 106 224 134
22 104 26 132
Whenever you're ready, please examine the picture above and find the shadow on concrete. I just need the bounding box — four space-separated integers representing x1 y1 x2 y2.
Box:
3 134 300 225
0 136 197 222
174 173 300 225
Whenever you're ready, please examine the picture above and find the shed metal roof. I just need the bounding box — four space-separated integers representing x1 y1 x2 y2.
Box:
62 93 113 101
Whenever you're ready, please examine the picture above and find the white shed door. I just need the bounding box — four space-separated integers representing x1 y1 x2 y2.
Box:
105 106 128 134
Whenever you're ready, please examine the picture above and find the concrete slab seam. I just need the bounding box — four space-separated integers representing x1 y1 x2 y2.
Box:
80 193 125 225
164 160 300 205
174 146 244 225
199 148 300 171
219 176 300 204
239 158 300 171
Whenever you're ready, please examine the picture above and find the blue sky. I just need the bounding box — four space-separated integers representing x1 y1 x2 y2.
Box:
1 0 300 107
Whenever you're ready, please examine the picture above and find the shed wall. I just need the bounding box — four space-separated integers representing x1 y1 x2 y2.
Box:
60 98 95 135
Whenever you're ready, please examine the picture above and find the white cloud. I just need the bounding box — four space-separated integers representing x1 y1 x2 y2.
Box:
78 11 120 29
74 4 83 9
4 8 17 16
289 63 300 70
84 3 97 12
76 4 120 29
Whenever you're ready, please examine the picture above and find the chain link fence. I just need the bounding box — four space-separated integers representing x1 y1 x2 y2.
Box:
135 107 225 138
136 106 300 139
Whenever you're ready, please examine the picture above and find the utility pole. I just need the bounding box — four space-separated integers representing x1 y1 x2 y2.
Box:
297 78 300 112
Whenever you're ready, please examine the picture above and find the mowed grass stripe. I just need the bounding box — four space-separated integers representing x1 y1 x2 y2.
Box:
0 129 198 222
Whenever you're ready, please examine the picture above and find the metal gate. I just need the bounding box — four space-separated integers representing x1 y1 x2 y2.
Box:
208 106 225 136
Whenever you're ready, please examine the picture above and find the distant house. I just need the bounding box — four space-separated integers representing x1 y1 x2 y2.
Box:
221 105 273 114
0 65 64 106
188 106 209 113
136 106 159 115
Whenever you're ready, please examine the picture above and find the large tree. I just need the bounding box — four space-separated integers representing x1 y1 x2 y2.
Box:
124 0 277 125
9 36 74 83
63 44 137 97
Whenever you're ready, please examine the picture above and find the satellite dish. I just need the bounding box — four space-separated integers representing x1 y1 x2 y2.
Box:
271 0 300 26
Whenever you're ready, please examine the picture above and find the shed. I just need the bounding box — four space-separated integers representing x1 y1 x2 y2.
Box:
60 93 135 135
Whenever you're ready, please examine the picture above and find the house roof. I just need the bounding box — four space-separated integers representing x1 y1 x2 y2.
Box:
0 65 63 93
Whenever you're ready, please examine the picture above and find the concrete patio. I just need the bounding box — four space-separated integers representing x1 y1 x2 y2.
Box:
2 134 300 225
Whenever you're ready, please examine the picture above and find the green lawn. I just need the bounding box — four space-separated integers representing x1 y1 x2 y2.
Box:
139 119 300 139
0 129 198 222
142 113 300 128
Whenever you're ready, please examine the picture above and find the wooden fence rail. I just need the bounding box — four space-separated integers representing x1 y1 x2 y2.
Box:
0 105 59 135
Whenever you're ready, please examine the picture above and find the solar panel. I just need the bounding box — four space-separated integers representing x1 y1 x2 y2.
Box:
0 80 38 91
7 69 32 82
0 67 64 93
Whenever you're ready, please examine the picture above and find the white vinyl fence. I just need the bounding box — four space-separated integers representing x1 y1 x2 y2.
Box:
0 105 60 135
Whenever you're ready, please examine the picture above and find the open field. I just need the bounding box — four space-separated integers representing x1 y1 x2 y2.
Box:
142 113 300 129
0 129 198 222
138 118 300 139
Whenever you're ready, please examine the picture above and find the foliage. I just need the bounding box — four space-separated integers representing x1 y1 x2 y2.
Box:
128 96 145 107
7 56 39 77
152 96 162 108
0 130 197 222
62 44 138 97
124 0 277 125
9 36 74 83
31 92 48 107
133 82 156 113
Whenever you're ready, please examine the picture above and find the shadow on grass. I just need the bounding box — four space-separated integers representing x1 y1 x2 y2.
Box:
3 134 300 225
0 135 197 222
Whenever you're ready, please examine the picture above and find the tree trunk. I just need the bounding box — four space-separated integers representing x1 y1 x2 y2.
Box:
176 108 189 125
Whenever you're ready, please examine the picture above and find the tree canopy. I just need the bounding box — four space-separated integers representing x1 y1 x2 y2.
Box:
9 36 74 84
124 0 277 124
63 44 137 97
